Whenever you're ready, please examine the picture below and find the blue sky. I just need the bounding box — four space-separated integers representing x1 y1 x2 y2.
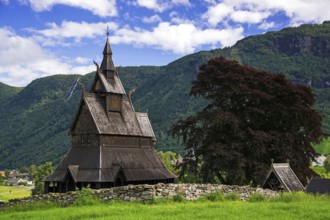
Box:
0 0 329 87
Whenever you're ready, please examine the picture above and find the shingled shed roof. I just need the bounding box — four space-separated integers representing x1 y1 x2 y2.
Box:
262 162 304 192
306 178 330 194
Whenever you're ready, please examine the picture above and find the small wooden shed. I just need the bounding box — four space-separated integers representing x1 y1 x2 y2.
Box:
261 161 304 192
44 37 175 193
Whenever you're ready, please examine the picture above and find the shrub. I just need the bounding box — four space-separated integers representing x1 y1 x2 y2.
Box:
172 194 185 202
224 192 240 201
249 192 266 202
202 190 224 202
73 187 101 206
270 192 302 203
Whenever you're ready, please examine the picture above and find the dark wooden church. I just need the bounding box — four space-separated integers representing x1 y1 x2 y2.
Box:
44 37 175 193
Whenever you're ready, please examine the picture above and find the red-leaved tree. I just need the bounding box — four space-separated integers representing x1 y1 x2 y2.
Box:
171 57 323 185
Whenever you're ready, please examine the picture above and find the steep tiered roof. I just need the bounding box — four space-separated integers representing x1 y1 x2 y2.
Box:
44 37 175 192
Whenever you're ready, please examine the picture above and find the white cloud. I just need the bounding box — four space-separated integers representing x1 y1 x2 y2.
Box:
111 22 244 54
142 15 162 23
28 21 118 46
75 56 91 64
172 0 191 6
22 0 117 17
26 20 244 55
134 0 190 12
169 11 194 25
258 21 275 30
230 10 270 24
0 27 94 86
135 0 168 12
203 3 233 27
203 0 330 27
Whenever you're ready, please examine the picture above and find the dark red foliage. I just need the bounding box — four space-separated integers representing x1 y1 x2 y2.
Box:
171 57 323 185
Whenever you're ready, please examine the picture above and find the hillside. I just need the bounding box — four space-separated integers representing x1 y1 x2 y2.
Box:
1 21 330 169
0 82 23 103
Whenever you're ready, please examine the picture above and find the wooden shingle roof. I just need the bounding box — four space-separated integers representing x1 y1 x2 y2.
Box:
44 146 175 183
262 162 304 192
69 94 155 138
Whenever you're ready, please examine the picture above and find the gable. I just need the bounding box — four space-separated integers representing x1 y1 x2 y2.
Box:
262 163 304 192
90 69 125 95
71 101 98 135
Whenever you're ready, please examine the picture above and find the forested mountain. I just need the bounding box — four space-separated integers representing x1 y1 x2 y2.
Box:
1 21 330 169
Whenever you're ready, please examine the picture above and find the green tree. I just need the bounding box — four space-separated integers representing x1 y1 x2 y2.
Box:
4 170 10 178
324 156 330 173
171 57 323 185
157 151 182 176
29 162 53 195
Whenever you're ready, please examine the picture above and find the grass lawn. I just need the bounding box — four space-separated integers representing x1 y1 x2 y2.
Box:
0 192 329 220
0 186 31 201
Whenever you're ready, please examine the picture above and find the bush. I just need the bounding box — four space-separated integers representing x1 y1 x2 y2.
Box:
73 187 101 206
224 192 240 201
172 194 185 202
269 192 303 203
249 192 266 202
202 190 224 202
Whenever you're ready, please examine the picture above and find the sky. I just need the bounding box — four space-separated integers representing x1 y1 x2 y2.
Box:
0 0 330 87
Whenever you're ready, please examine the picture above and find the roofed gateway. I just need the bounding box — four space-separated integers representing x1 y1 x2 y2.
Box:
44 37 175 193
261 161 304 192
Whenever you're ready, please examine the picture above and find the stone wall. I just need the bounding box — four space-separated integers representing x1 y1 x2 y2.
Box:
0 184 277 208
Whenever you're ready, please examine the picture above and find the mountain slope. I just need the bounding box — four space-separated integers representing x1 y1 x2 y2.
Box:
0 82 23 104
1 21 330 169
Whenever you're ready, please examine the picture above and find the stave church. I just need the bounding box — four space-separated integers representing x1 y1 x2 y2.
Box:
44 36 175 193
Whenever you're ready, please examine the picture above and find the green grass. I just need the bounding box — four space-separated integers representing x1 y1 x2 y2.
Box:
0 193 329 220
0 186 31 201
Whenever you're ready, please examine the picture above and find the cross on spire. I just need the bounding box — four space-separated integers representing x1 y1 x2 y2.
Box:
106 26 109 38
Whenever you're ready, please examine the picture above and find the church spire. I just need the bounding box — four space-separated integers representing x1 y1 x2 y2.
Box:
89 32 126 96
101 30 115 75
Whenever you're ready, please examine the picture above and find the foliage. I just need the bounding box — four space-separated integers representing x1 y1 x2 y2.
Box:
269 192 304 203
224 192 240 201
29 162 53 195
4 170 10 178
73 187 101 206
324 156 330 173
171 57 323 185
1 22 330 169
172 194 185 202
313 137 330 155
0 176 5 185
310 166 330 178
157 151 182 176
0 82 22 104
200 190 224 202
248 192 266 202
